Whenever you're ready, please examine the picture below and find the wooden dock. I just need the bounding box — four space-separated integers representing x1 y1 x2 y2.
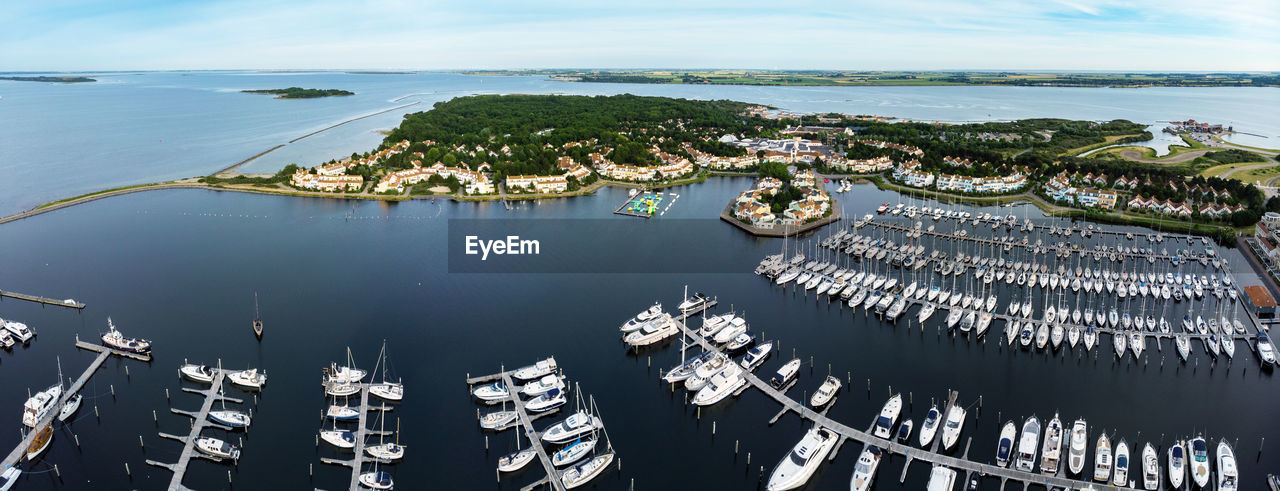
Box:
145 370 240 491
0 346 114 470
320 385 398 490
503 372 565 491
0 289 85 309
666 317 1150 490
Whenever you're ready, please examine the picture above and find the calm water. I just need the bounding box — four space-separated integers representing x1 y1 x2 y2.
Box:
1 72 1278 215
2 179 1278 490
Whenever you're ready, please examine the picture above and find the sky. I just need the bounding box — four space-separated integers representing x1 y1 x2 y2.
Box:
2 0 1278 71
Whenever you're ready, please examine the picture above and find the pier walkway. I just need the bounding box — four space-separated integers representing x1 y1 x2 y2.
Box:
669 316 1146 490
0 344 122 470
0 289 84 309
146 370 244 491
503 372 565 491
320 384 395 491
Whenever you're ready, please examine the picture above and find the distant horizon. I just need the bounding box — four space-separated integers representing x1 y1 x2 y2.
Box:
4 68 1280 75
4 1 1276 72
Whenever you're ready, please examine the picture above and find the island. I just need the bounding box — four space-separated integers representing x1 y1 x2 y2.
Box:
242 87 354 99
0 76 95 83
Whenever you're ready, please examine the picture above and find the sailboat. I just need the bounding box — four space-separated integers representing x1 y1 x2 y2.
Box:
366 412 405 461
252 291 263 339
25 424 51 461
208 361 252 429
369 341 404 401
560 399 616 489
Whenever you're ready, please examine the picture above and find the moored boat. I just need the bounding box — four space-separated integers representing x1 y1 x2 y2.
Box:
872 393 903 439
766 427 837 491
561 452 615 489
996 421 1016 468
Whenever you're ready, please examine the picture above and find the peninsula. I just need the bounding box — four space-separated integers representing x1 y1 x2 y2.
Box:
6 94 1278 244
242 87 354 99
464 70 1280 88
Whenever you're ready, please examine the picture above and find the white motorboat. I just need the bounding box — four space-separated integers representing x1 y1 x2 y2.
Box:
22 385 62 428
996 421 1016 468
726 332 755 351
1015 415 1040 472
809 376 841 407
1217 439 1238 491
677 292 710 312
228 368 267 390
625 316 678 346
918 406 940 448
1113 439 1130 487
473 381 510 401
897 419 914 443
685 352 730 391
711 317 748 344
872 393 903 439
179 364 217 384
324 363 368 386
542 411 604 444
1190 436 1211 488
699 314 734 338
741 342 774 371
512 357 558 382
498 448 536 472
849 446 883 491
1167 440 1186 489
521 374 565 397
4 320 33 344
321 429 356 449
1040 414 1063 475
692 363 746 406
359 471 394 490
766 427 837 491
620 303 663 332
941 405 966 451
195 437 240 460
1094 433 1112 482
926 465 957 491
551 437 597 467
1142 442 1159 490
525 387 567 412
1259 332 1277 365
770 358 801 388
1064 418 1088 476
562 452 615 489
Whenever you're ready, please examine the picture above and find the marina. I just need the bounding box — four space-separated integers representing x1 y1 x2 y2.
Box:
756 202 1272 366
634 292 1250 490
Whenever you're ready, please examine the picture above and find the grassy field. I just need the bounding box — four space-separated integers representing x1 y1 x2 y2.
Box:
1233 165 1280 186
1062 133 1147 156
1200 161 1273 179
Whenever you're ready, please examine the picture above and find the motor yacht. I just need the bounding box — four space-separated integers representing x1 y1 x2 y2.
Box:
766 427 837 491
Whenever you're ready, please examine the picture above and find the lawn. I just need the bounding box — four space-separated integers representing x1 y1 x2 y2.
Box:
1199 161 1272 179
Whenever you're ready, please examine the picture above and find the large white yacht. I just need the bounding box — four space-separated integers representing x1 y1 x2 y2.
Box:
765 427 837 491
872 394 903 439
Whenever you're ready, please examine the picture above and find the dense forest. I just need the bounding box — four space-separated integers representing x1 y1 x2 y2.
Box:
381 94 783 178
242 87 354 99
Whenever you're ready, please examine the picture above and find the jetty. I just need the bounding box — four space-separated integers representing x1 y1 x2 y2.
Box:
1 340 148 470
0 289 84 309
504 372 565 491
320 385 395 491
146 369 244 491
663 315 1156 490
